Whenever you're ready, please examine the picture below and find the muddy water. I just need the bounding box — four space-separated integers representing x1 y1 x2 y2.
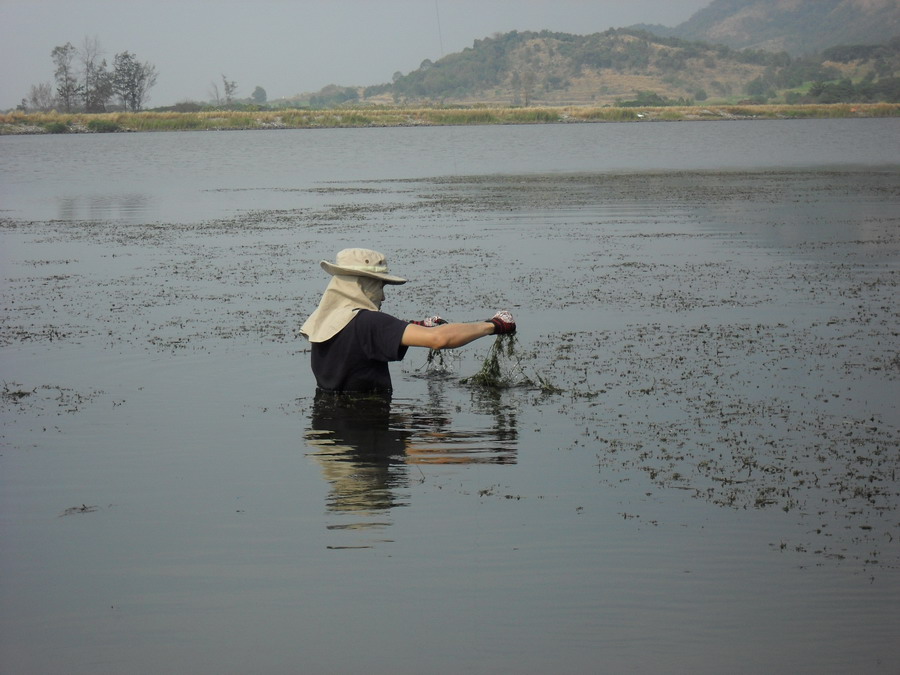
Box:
1 123 899 673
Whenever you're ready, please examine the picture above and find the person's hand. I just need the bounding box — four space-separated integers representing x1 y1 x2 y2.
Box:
409 315 448 327
488 310 516 335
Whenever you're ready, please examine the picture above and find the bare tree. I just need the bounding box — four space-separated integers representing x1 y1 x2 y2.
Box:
51 42 81 112
27 82 57 111
222 74 237 105
520 69 536 106
80 36 111 112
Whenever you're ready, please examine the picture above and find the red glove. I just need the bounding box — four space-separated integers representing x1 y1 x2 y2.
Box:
409 315 448 327
488 310 516 335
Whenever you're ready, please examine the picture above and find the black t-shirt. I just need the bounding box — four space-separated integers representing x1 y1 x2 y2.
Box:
310 310 410 393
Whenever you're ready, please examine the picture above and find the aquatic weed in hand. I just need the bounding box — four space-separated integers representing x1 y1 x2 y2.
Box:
461 334 531 389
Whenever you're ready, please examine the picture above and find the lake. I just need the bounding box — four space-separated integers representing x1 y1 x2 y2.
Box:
1 119 899 674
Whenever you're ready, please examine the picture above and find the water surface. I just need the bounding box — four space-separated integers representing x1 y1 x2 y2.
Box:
1 121 899 674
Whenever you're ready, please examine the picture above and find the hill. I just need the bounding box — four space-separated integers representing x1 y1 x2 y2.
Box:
653 0 900 56
278 0 900 109
340 29 899 108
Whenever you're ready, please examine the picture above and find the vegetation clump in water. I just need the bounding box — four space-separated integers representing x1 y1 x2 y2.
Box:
461 334 531 389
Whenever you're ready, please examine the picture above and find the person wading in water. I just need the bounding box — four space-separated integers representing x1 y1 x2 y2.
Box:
300 248 516 396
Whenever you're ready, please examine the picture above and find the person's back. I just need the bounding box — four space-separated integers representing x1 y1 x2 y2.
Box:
311 310 409 394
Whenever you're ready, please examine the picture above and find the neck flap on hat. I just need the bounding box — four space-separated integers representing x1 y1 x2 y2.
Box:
300 275 382 343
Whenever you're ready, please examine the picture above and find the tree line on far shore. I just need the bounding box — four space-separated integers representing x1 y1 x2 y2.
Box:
20 37 158 113
18 36 273 115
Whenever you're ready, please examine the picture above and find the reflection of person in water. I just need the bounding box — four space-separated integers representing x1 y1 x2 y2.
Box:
306 392 410 514
300 248 516 395
306 387 518 516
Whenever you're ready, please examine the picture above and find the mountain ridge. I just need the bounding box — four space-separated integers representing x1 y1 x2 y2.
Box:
290 32 898 108
284 0 900 108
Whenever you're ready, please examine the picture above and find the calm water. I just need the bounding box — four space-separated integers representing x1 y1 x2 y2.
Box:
1 120 899 674
2 117 899 223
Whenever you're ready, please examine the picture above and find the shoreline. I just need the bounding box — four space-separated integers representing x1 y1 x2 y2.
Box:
2 102 898 135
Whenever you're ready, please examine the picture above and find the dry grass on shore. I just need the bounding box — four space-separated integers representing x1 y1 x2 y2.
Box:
1 103 898 134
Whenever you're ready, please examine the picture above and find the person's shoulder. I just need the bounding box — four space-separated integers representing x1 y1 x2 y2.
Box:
354 309 406 328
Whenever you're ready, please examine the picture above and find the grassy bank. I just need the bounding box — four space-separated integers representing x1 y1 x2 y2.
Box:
2 103 898 134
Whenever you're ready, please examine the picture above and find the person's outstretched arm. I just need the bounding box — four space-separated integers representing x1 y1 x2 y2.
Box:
401 310 515 350
402 321 494 350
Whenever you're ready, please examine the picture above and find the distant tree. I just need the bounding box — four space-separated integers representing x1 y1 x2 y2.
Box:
510 70 522 104
222 75 237 105
309 85 359 108
51 42 81 112
84 62 113 112
710 79 732 96
811 78 856 103
251 86 267 104
26 82 56 111
80 36 112 112
872 77 900 102
517 69 536 106
80 36 100 107
363 82 392 98
873 56 893 78
112 51 158 111
745 76 772 99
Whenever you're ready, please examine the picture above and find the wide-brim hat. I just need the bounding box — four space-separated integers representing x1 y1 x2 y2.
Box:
320 248 407 284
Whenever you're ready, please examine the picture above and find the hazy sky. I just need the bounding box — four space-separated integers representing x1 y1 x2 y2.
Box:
0 0 711 110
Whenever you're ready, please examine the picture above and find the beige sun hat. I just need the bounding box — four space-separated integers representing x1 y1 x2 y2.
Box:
320 248 407 285
300 248 407 343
